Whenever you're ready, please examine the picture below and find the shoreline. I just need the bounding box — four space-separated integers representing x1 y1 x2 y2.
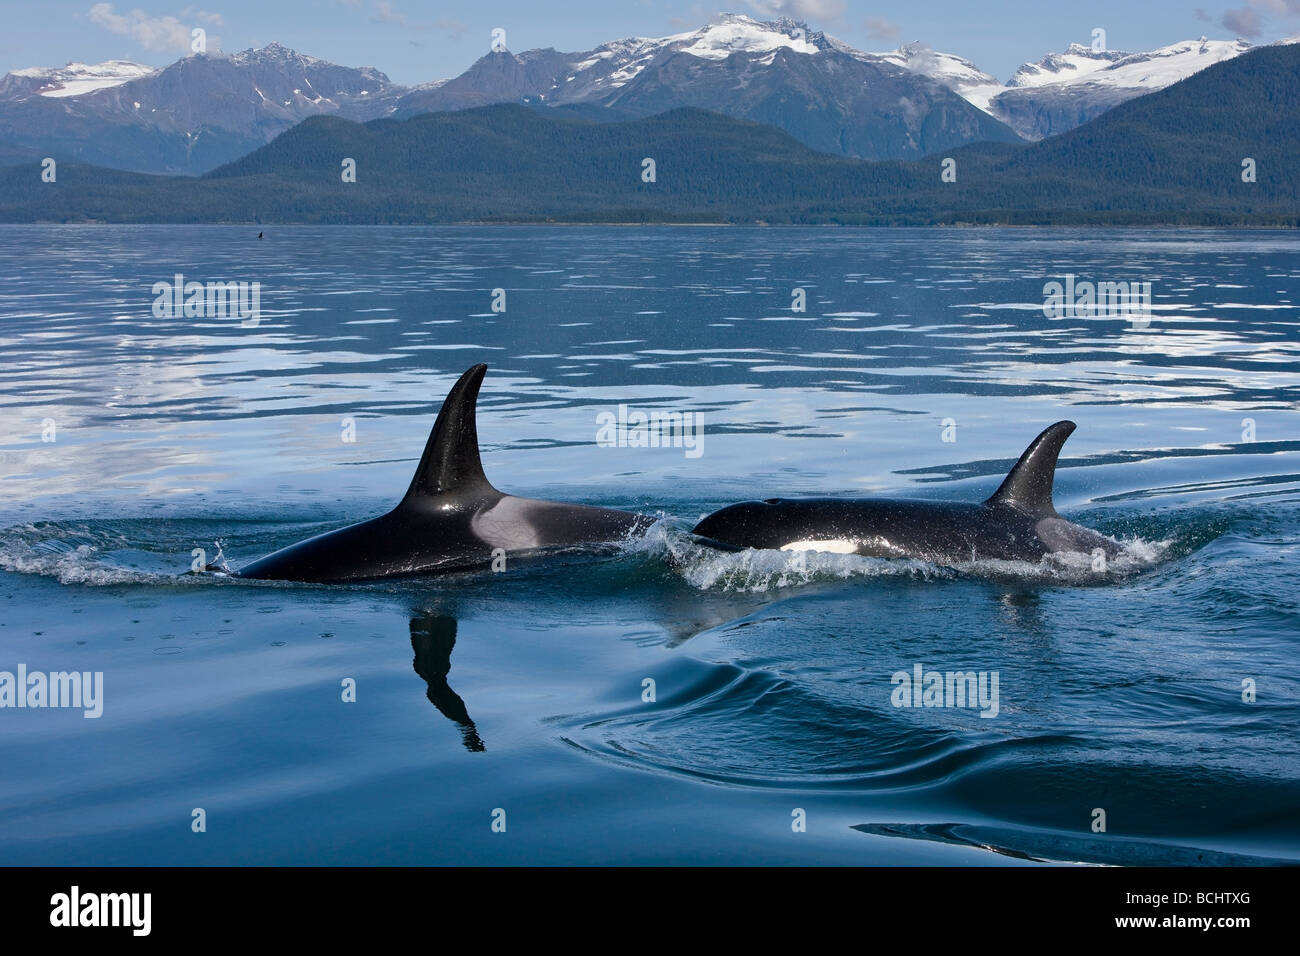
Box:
4 220 1298 229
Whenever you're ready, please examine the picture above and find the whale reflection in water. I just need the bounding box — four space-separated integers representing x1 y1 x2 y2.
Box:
410 612 484 753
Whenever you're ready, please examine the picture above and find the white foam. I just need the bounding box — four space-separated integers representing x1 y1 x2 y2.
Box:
632 521 1168 593
632 521 952 592
0 541 167 586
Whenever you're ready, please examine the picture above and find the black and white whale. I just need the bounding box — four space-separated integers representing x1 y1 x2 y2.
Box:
691 421 1121 565
236 364 653 582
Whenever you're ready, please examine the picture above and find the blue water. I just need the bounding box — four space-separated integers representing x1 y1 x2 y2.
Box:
1 225 1297 865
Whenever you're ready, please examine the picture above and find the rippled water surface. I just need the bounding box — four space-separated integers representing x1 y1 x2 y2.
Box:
1 225 1297 864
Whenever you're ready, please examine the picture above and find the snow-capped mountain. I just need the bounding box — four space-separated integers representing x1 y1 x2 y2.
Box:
667 15 823 59
0 43 404 174
1004 43 1127 88
393 15 1020 160
964 37 1252 139
0 59 156 99
400 16 1258 150
221 41 396 111
1012 37 1249 89
854 36 1255 139
867 42 1005 113
394 15 834 112
0 15 1276 174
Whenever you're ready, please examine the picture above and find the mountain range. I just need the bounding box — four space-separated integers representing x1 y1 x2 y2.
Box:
0 14 1278 175
0 43 401 174
2 41 1295 226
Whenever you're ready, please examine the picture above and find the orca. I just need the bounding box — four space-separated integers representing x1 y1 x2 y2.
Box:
236 364 653 582
691 421 1121 565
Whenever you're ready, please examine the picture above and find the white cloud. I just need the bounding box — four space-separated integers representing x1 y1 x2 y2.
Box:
1219 0 1300 39
88 3 129 33
436 17 466 41
370 0 406 25
1223 6 1264 35
744 0 846 22
864 16 900 43
1254 0 1300 13
87 4 196 52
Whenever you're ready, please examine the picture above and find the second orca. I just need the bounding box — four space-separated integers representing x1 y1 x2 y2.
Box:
691 421 1122 565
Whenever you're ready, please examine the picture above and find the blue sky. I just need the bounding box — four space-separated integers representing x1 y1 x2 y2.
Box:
3 1 1298 85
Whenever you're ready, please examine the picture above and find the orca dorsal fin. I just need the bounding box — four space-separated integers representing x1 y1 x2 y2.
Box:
984 421 1076 515
400 364 498 505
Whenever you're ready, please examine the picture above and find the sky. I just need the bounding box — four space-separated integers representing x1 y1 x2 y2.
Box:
2 0 1299 86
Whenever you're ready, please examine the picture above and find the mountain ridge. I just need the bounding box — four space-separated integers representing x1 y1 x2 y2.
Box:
0 14 1276 175
1 42 1296 227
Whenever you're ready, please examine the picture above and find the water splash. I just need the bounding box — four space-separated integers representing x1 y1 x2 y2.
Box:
630 519 1170 592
